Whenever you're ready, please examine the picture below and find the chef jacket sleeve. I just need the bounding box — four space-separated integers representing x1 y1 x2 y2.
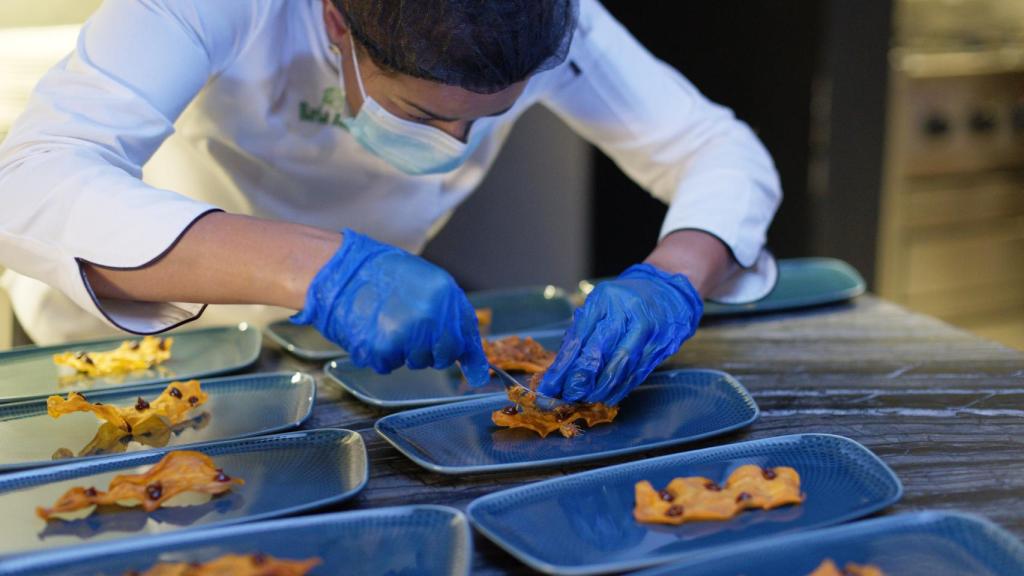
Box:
0 0 266 333
539 0 782 303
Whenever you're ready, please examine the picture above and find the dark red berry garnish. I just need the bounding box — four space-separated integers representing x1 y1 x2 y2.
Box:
135 397 150 411
169 387 182 399
736 492 752 503
762 468 777 480
146 482 162 500
666 505 684 517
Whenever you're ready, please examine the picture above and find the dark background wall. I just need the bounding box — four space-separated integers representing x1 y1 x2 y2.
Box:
590 1 891 287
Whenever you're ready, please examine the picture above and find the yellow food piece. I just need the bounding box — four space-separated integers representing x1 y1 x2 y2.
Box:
492 385 618 438
633 464 804 525
130 553 321 576
808 558 886 576
53 336 173 377
47 380 207 433
37 450 243 520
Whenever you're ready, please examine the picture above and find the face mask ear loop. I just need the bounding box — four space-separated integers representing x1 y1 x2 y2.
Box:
348 33 369 101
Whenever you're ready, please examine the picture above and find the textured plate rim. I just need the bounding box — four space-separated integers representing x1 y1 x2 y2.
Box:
374 368 760 475
0 504 471 574
264 321 345 361
0 371 317 472
628 510 1024 576
0 428 369 559
466 433 902 576
322 359 506 409
704 257 866 316
321 329 567 409
0 324 264 404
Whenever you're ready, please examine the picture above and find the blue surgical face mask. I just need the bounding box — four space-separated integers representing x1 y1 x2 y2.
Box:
335 35 485 175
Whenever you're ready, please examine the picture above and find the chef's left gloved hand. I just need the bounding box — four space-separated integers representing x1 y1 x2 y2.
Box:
537 263 703 405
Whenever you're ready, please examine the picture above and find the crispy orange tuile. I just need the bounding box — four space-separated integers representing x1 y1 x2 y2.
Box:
129 553 321 576
36 450 243 520
808 559 886 576
47 380 207 432
633 464 805 525
483 336 556 373
475 308 493 328
53 335 173 377
492 384 618 438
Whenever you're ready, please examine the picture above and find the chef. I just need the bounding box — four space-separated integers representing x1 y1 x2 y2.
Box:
0 0 780 403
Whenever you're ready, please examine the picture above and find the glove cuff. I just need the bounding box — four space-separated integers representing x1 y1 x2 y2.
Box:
290 228 388 328
619 263 705 327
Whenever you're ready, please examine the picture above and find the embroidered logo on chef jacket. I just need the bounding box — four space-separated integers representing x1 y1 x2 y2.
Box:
298 87 347 129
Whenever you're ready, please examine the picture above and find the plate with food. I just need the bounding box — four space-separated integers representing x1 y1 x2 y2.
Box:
269 285 575 361
0 372 316 471
631 511 1024 576
467 433 902 575
0 324 262 403
325 331 562 408
374 369 759 474
577 258 865 318
0 429 368 558
0 505 471 576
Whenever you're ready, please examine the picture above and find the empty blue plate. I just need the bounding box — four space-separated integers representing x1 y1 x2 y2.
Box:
268 285 575 361
0 505 472 576
375 369 758 474
0 324 262 403
0 372 316 471
324 332 563 408
467 433 902 575
0 428 368 557
632 511 1024 576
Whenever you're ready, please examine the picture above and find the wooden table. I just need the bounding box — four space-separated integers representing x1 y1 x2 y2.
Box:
255 295 1024 575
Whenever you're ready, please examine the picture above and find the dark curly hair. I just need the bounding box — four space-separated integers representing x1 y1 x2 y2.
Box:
333 0 578 94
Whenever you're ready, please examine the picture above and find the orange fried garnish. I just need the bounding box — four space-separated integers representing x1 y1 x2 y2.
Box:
36 450 243 520
130 553 321 576
633 464 804 525
475 308 493 328
492 384 618 438
809 559 885 576
47 380 207 433
483 336 556 373
53 336 173 377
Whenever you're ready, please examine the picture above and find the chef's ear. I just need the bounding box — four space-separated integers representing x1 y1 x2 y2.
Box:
322 0 351 48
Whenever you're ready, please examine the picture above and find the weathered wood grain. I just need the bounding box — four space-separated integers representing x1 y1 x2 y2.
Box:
255 295 1024 575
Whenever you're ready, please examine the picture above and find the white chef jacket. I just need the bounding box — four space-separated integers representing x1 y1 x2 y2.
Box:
0 0 781 345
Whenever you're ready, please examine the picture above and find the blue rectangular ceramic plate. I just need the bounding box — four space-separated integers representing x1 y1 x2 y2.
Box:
578 258 866 318
632 511 1024 576
467 433 902 575
324 331 564 408
0 505 471 576
0 428 368 558
0 372 316 471
268 286 575 361
0 324 262 403
375 369 759 474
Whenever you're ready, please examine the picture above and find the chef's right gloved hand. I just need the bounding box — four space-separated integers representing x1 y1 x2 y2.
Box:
291 229 489 386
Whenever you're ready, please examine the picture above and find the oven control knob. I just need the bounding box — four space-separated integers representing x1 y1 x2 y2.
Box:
969 109 998 134
922 113 950 138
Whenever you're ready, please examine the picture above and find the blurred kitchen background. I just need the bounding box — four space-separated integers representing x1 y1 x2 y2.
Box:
0 0 1022 350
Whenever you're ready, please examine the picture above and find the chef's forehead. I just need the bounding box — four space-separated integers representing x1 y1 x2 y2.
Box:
332 0 578 95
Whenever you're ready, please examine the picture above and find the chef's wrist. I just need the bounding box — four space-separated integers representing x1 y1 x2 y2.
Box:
643 229 731 297
282 228 344 311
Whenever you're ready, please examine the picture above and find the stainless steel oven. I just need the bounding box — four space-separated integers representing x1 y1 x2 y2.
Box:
877 0 1024 349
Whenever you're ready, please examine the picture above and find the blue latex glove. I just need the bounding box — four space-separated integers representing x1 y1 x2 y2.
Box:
537 263 703 405
291 229 489 386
